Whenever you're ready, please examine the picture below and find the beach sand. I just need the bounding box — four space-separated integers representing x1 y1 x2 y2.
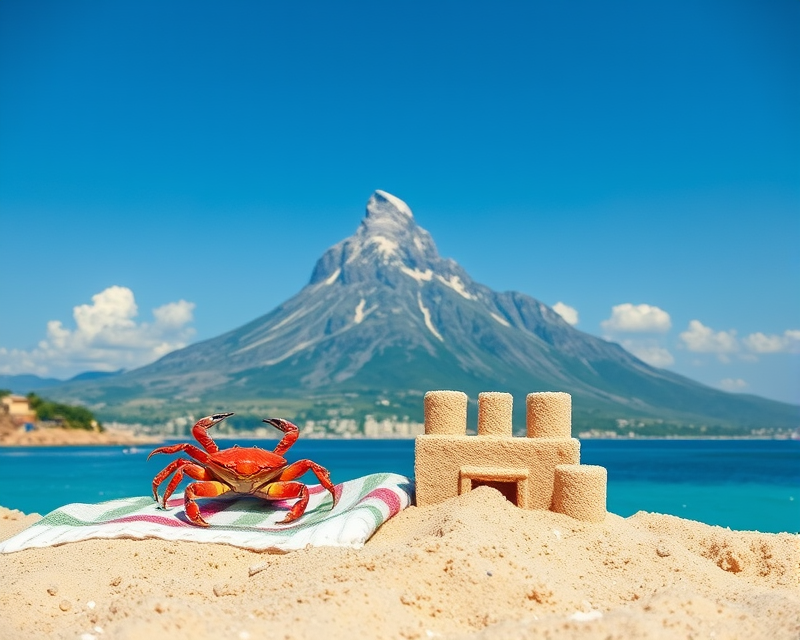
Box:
1 487 798 639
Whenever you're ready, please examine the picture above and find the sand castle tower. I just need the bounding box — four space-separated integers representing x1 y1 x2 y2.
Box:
415 390 608 522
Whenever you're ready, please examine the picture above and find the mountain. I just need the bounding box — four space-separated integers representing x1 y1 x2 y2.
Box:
0 371 123 396
66 370 124 383
0 374 63 394
45 191 799 436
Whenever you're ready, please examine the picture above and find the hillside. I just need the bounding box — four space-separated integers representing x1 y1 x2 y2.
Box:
44 191 799 436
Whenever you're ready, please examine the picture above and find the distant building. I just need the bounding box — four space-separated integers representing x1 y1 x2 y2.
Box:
364 415 424 438
1 395 36 427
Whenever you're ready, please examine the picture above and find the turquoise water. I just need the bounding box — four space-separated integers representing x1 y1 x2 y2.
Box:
1 439 797 533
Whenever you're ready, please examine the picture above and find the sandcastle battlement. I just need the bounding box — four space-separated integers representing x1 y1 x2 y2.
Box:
423 390 573 439
415 390 608 522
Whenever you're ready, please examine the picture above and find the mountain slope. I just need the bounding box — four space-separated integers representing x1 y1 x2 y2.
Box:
0 371 122 395
48 191 799 434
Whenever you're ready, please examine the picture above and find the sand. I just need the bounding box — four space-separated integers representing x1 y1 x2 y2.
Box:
0 426 161 447
0 487 798 640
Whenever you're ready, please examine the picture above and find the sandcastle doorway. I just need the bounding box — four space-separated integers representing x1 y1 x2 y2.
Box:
469 480 518 504
458 466 530 508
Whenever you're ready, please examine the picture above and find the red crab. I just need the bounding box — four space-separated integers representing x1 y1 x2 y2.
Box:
148 413 336 527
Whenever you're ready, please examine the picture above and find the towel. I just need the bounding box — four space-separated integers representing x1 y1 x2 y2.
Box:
0 472 413 554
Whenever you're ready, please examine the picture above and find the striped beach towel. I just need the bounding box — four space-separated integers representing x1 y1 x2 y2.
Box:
0 473 413 554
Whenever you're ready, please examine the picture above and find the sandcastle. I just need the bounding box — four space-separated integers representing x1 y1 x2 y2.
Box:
415 390 608 522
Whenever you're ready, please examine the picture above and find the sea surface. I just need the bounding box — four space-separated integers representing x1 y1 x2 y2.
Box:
1 439 797 533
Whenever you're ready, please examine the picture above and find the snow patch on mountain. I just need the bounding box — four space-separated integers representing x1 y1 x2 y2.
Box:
417 292 443 342
401 266 434 283
491 312 511 327
324 268 341 285
354 299 366 324
369 236 399 259
436 274 476 300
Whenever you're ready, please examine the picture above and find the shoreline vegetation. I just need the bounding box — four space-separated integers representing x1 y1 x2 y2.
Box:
1 487 798 639
0 391 162 447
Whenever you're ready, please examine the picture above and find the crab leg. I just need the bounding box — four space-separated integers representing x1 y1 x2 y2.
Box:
255 458 337 524
148 443 211 463
263 418 299 457
151 458 190 502
151 459 214 507
184 480 232 527
279 459 337 508
257 481 309 523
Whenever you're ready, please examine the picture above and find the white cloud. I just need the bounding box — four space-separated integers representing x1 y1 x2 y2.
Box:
619 340 675 367
152 299 195 328
552 302 579 326
0 286 196 378
601 303 671 333
743 330 800 354
719 378 748 392
679 320 738 358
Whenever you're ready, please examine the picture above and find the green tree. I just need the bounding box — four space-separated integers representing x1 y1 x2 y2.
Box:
26 393 103 431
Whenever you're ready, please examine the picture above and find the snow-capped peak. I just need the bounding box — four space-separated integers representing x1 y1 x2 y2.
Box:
371 190 413 218
308 190 471 291
361 190 416 241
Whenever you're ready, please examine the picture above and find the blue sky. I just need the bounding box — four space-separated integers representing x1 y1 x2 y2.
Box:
1 1 798 404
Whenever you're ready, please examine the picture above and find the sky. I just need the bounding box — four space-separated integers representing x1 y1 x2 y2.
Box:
1 1 798 404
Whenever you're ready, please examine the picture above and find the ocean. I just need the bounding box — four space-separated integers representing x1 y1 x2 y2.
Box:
1 439 797 533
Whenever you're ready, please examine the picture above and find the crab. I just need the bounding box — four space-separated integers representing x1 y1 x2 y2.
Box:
148 413 336 527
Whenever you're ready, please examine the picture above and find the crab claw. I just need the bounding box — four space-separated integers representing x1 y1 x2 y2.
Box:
189 412 235 455
262 417 297 431
191 412 234 434
263 418 300 457
190 412 234 430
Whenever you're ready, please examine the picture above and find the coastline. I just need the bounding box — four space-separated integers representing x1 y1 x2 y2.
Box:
0 427 163 447
1 488 798 639
0 431 797 447
579 434 800 441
